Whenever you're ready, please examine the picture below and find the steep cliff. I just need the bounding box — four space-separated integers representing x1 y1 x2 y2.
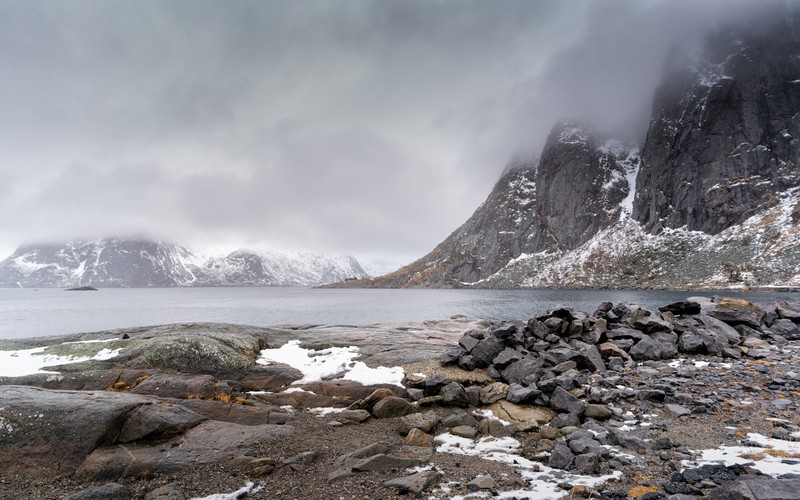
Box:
358 124 639 287
634 12 800 234
349 7 800 290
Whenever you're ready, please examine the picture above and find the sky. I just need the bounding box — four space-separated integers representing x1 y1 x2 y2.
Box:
0 0 766 274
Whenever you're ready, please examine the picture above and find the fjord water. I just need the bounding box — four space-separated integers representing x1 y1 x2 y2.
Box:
0 287 795 340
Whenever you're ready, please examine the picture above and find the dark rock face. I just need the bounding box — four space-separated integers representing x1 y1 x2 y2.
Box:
634 12 800 235
534 123 639 252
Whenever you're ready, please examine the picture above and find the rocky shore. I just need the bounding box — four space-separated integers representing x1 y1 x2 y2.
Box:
0 296 799 499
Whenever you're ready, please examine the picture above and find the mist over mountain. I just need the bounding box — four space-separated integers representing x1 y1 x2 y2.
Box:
341 6 800 290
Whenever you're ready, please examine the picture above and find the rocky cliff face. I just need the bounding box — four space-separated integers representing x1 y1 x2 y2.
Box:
634 12 800 234
351 8 800 290
0 239 368 288
363 125 640 287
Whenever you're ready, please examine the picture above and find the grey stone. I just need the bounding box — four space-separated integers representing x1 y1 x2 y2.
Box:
584 404 613 420
143 484 185 500
629 336 665 361
470 336 506 368
63 483 131 500
424 374 452 396
118 404 205 443
550 386 586 415
451 425 478 439
458 334 480 352
492 347 522 368
397 411 439 435
506 383 540 404
707 476 800 500
501 356 545 385
442 410 478 429
440 382 470 408
384 470 442 494
548 441 575 470
770 319 800 340
666 404 691 417
467 474 497 490
569 437 602 455
574 452 601 474
480 382 509 404
372 397 417 418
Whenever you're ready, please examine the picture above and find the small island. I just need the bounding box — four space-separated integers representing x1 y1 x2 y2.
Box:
65 285 98 291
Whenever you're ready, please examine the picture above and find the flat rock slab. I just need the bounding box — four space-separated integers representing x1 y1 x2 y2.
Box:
0 385 153 476
487 400 555 430
78 419 294 480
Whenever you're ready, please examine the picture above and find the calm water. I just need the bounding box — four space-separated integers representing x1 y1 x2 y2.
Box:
0 287 795 340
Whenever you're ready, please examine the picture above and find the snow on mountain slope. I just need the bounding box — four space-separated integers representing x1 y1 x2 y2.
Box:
477 188 800 289
0 239 368 288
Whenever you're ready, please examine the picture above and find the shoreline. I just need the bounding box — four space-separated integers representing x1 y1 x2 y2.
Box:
1 295 799 498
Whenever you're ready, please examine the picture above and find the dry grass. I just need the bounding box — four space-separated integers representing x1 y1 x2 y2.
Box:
628 485 658 498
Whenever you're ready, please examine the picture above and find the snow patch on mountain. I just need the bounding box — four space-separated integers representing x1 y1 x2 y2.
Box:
0 239 368 288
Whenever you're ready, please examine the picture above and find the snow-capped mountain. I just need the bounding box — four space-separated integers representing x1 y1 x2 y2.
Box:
0 239 368 288
345 7 800 290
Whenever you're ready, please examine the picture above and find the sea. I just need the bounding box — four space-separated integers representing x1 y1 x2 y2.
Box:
0 287 796 340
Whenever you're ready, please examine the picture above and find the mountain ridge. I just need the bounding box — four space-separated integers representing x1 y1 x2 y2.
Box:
0 238 368 288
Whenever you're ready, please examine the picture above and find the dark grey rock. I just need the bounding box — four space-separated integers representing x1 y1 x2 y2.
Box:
574 452 601 474
548 441 575 470
501 356 545 385
470 336 506 368
143 484 185 500
708 476 800 500
492 347 522 368
424 375 452 396
397 411 439 434
506 383 540 404
384 470 442 494
629 336 666 361
458 334 480 352
442 410 478 429
770 319 800 340
659 301 701 315
550 386 586 415
440 382 470 408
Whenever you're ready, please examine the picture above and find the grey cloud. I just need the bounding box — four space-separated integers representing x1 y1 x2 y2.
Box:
0 0 774 268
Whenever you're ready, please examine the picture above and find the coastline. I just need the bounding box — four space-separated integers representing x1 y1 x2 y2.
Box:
0 296 798 498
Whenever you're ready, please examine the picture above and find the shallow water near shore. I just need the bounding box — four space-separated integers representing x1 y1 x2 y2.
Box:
0 286 796 339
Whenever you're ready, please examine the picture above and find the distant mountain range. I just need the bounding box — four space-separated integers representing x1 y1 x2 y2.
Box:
338 8 800 290
0 239 368 288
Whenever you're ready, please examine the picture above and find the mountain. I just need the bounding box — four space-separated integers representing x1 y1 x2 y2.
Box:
346 8 800 290
0 239 368 288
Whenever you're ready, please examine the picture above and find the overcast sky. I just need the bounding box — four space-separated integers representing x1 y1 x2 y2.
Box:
0 0 764 273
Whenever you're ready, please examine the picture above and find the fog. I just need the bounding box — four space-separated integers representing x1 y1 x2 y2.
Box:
0 0 770 272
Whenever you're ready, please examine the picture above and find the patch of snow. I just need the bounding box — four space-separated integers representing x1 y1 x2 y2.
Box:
189 482 263 500
0 344 123 377
257 340 404 387
685 433 800 478
434 433 620 499
308 407 345 416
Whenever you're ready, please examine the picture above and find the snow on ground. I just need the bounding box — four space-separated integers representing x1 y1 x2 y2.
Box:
684 433 800 477
433 432 620 499
0 345 123 377
189 482 263 500
257 340 405 386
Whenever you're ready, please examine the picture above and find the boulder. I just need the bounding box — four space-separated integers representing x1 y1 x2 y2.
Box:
440 382 470 407
117 403 205 443
397 411 439 434
769 319 800 340
629 336 665 361
63 482 131 500
500 356 545 385
441 409 478 429
548 441 575 470
384 470 441 494
506 383 540 404
659 301 701 315
550 386 586 415
78 420 293 480
704 298 764 329
487 400 554 430
404 428 435 447
470 336 506 368
708 476 800 500
479 382 509 404
0 386 153 477
492 347 522 368
372 397 417 418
